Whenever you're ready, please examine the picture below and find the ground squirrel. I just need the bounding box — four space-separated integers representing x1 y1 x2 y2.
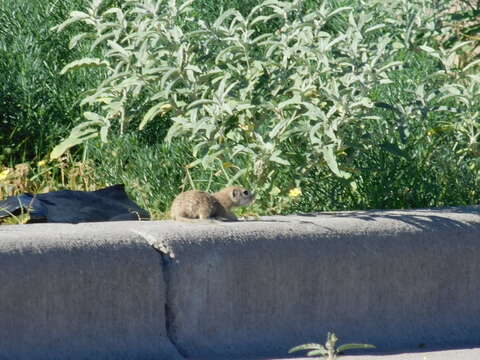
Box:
170 186 255 222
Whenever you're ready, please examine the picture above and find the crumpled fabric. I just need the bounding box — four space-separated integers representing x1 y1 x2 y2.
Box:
0 184 150 223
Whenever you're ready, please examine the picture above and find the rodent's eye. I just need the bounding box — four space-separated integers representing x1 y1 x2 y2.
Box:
243 190 249 196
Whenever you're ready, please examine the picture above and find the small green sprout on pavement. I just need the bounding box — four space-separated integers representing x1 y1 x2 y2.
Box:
289 332 375 359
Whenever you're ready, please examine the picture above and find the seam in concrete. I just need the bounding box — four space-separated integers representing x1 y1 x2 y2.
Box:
158 250 189 359
130 229 187 359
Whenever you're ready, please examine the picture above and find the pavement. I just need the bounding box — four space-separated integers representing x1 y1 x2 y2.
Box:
193 347 480 359
252 347 480 359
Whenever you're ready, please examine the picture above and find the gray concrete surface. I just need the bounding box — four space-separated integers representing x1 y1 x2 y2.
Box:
0 206 479 359
137 206 480 359
0 223 182 360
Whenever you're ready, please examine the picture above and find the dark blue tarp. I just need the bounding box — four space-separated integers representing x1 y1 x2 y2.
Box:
0 184 150 223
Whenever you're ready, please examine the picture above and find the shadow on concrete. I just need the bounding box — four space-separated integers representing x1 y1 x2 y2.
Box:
291 206 480 232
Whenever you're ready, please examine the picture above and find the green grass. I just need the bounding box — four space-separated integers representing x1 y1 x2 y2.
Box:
0 0 96 164
86 135 195 217
1 0 479 217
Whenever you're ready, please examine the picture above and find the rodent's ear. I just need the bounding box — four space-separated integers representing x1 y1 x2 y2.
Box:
232 188 241 198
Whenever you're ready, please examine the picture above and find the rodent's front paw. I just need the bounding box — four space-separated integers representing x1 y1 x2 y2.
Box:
239 215 260 221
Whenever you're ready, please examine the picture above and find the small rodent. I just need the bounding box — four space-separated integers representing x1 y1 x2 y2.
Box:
170 186 255 222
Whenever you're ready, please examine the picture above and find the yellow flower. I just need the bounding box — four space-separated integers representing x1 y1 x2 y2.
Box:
160 104 174 113
0 168 10 181
288 187 302 198
97 97 112 104
239 123 254 132
37 160 47 167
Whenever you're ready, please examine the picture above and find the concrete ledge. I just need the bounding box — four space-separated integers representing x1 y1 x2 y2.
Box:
0 206 479 359
136 206 480 359
0 223 182 360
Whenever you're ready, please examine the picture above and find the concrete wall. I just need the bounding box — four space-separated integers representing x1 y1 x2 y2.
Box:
0 206 479 359
0 223 182 360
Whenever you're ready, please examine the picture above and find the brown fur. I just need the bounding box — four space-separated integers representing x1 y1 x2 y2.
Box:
170 186 254 222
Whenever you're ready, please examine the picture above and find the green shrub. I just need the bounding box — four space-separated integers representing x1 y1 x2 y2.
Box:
50 0 480 212
51 0 401 199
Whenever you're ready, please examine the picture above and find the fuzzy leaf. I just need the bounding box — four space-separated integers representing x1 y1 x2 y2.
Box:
327 6 353 19
307 348 328 356
337 343 376 352
377 61 403 73
69 33 90 49
323 145 351 179
83 111 104 122
213 9 240 28
139 103 173 130
463 58 480 72
187 99 215 110
50 120 102 159
419 45 440 59
270 151 290 166
51 11 90 32
288 343 324 354
60 58 108 75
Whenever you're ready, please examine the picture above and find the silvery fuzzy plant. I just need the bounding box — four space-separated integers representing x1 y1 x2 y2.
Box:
51 0 401 186
51 0 479 198
289 332 375 359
